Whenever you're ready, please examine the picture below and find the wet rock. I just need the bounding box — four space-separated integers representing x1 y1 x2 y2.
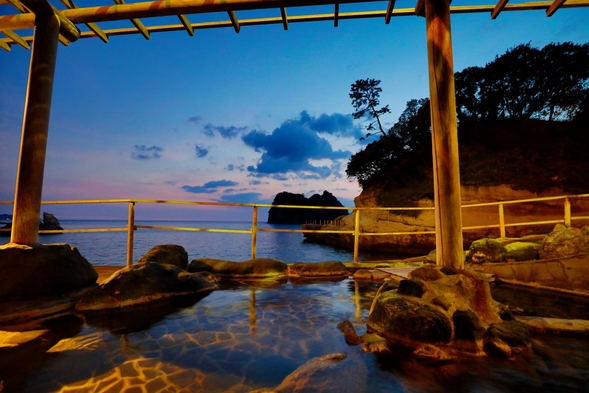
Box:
137 244 188 270
369 279 400 314
505 242 539 261
466 238 507 264
0 243 97 302
361 333 390 354
76 262 217 311
337 320 362 345
42 212 63 230
353 269 390 281
409 265 444 281
539 227 589 259
251 353 367 393
288 261 349 278
188 258 288 278
397 278 426 298
483 321 531 357
367 292 452 345
453 309 485 353
413 344 455 365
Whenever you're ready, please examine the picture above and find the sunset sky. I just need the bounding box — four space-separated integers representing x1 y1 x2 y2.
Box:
1 1 588 221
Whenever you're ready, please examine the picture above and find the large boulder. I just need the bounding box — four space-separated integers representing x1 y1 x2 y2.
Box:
466 238 507 264
288 261 349 278
136 244 188 270
367 292 452 346
0 243 97 302
252 353 367 393
188 258 288 278
75 262 217 311
538 226 589 259
367 266 529 358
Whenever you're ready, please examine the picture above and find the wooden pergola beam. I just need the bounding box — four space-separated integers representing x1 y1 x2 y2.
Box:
491 0 509 18
547 0 567 15
19 0 80 42
280 6 288 30
334 3 339 27
59 0 109 43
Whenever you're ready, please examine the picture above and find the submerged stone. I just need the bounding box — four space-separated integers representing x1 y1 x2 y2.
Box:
252 353 367 393
0 243 97 302
137 244 188 270
288 261 349 277
337 320 362 345
188 258 288 278
76 262 217 311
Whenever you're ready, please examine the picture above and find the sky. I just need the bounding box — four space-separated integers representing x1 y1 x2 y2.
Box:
1 1 588 221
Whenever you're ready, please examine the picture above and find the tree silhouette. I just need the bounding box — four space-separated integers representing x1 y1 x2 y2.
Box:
349 78 391 139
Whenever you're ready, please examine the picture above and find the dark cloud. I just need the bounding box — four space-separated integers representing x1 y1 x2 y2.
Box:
188 116 203 124
242 112 352 179
300 111 365 139
194 144 209 158
217 192 272 204
181 179 239 194
202 123 247 139
131 145 163 160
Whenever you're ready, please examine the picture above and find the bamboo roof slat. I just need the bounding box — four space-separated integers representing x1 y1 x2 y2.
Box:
280 6 288 30
492 0 510 18
228 10 240 33
58 0 108 43
385 0 396 24
177 13 194 35
2 29 29 48
0 37 9 50
547 0 567 15
113 0 150 40
5 0 28 13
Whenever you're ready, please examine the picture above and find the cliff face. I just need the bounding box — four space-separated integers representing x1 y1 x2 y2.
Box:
303 185 589 255
268 191 348 224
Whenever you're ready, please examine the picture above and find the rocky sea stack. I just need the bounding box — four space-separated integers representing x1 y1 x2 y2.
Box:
268 191 348 224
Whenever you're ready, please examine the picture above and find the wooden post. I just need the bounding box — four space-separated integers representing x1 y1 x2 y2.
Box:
424 0 464 269
499 203 506 238
126 201 135 267
564 197 571 227
251 206 258 259
353 209 360 263
10 13 60 245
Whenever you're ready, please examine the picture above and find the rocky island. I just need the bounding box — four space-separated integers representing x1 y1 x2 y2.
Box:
268 191 348 224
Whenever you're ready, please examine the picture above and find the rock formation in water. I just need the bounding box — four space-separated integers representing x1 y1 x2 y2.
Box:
0 211 63 237
268 191 348 224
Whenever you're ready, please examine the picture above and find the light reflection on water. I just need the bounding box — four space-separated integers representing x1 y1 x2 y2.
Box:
2 279 588 392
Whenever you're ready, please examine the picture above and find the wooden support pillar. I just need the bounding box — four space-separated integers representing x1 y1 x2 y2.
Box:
424 0 464 269
10 13 60 245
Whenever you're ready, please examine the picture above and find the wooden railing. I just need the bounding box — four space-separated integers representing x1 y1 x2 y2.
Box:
1 193 588 264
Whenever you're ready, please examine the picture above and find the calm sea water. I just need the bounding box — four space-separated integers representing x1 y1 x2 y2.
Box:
0 220 400 266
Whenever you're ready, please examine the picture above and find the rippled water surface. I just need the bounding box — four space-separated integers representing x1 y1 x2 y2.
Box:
2 279 588 392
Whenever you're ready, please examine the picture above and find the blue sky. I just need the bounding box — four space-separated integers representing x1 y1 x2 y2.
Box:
1 1 588 221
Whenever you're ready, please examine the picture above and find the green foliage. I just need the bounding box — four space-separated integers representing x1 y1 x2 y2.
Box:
346 42 589 205
455 42 589 121
349 78 391 138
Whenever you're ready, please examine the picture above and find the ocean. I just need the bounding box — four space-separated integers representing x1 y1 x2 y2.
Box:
0 219 399 266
